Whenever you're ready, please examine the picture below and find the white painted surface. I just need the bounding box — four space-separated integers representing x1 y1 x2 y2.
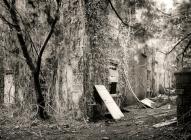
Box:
95 85 124 120
108 69 119 83
153 117 177 128
4 74 15 105
141 98 156 109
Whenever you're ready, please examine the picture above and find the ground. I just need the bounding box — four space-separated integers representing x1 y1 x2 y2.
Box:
2 100 188 140
0 95 190 140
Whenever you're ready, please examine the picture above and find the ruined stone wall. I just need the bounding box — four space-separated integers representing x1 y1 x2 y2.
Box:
0 0 176 118
84 0 150 105
84 0 110 111
51 0 87 118
83 0 175 106
48 0 167 114
0 49 4 104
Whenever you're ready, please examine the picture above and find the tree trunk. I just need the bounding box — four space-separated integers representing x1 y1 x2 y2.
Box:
33 72 48 120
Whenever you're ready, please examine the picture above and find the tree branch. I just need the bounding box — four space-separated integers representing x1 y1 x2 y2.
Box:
177 39 191 58
27 31 39 56
166 32 191 55
182 39 191 55
153 6 172 17
107 0 133 28
36 2 60 75
0 14 16 28
2 0 11 9
3 0 35 71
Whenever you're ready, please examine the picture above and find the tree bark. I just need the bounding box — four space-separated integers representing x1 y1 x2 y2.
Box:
33 72 48 119
2 0 60 120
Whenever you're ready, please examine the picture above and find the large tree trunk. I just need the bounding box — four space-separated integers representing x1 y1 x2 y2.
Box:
1 0 60 120
33 72 48 120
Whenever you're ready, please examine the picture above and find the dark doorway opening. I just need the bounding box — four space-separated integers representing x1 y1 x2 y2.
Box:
110 82 117 94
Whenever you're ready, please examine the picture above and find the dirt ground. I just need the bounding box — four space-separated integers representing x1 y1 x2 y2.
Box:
1 102 187 140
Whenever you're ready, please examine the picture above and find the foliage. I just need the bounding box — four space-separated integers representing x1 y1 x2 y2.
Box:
166 1 191 67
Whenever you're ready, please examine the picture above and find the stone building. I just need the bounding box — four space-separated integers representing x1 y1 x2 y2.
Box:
0 50 3 104
0 0 176 118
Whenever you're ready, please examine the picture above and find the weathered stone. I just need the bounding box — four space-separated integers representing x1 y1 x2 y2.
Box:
0 53 3 104
0 0 176 119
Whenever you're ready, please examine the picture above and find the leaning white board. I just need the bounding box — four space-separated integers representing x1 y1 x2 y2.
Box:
140 98 156 109
94 85 124 120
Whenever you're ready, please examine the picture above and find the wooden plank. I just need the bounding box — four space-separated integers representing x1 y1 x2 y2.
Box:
153 118 177 128
140 98 156 109
94 85 124 120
